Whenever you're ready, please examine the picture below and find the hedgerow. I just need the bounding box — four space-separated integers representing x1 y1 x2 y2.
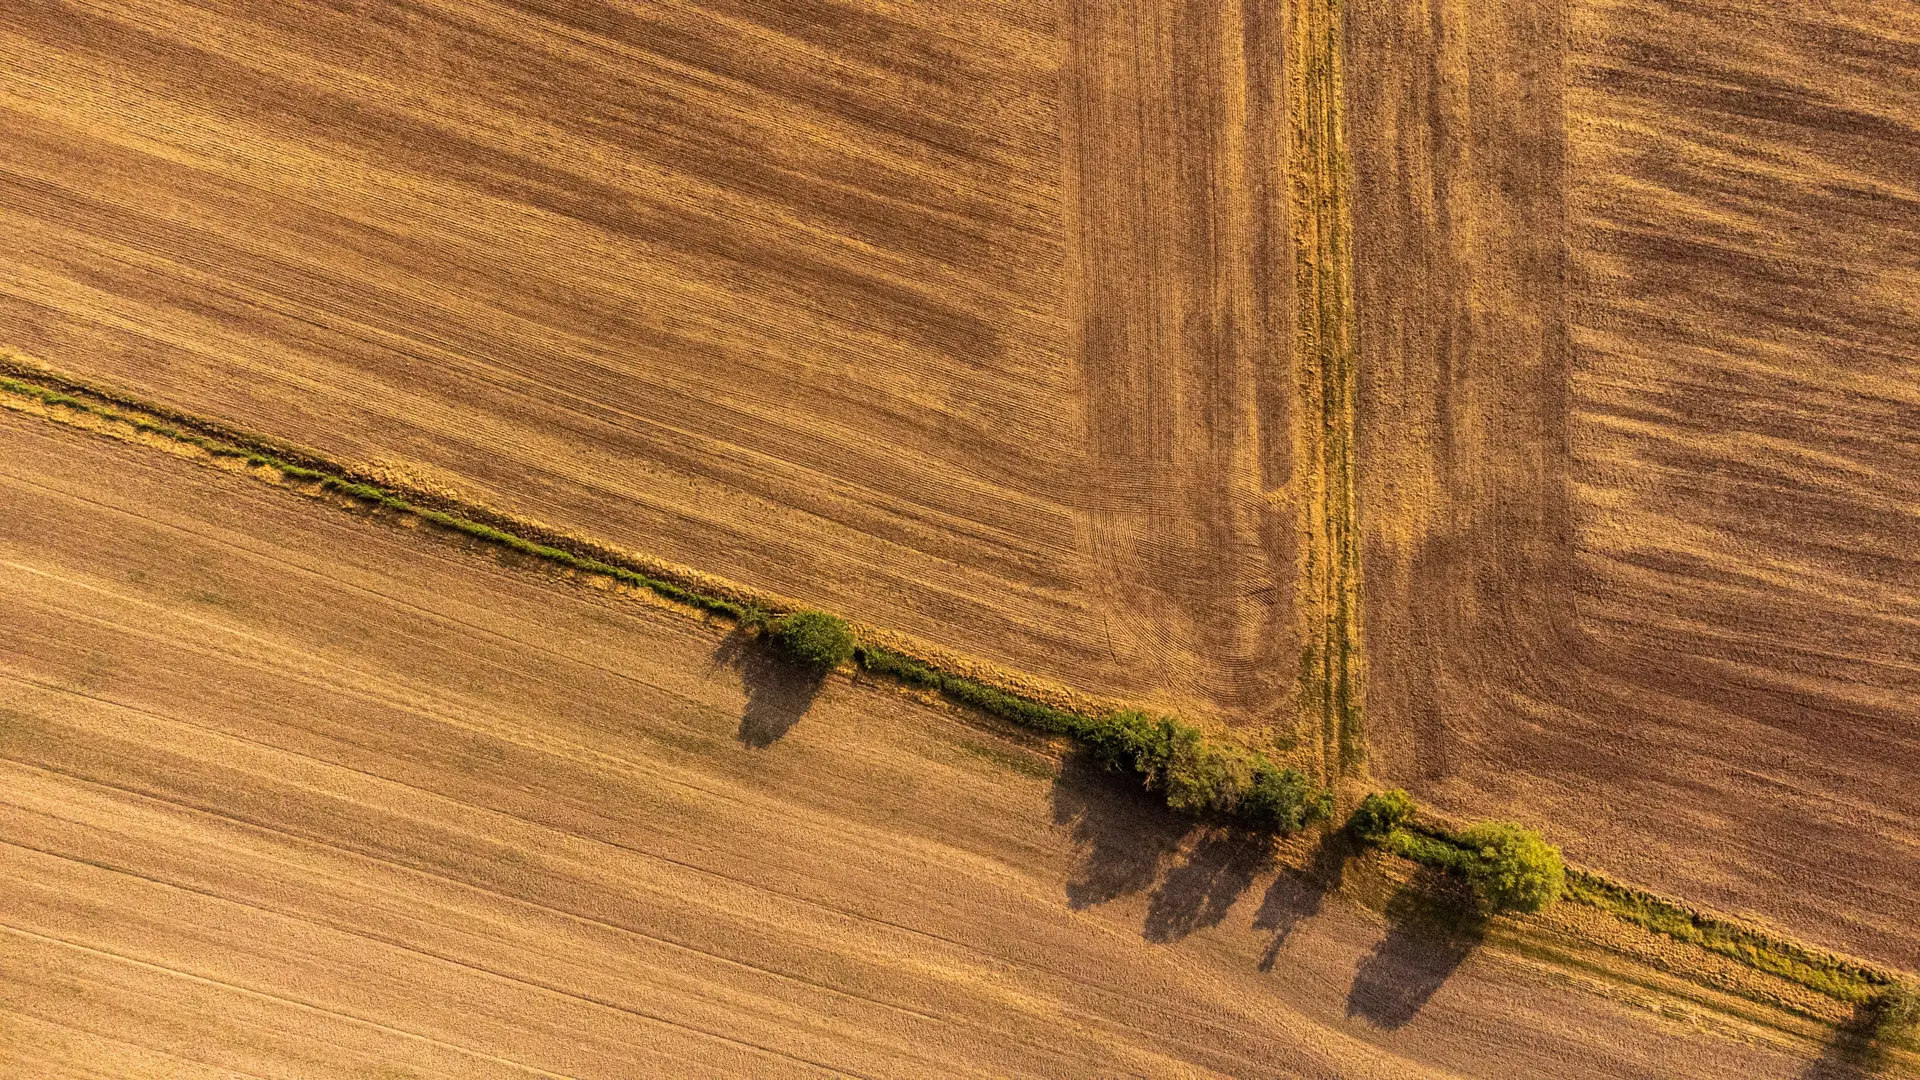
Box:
1874 983 1919 1049
1347 788 1414 844
1349 791 1560 912
3 365 1906 1017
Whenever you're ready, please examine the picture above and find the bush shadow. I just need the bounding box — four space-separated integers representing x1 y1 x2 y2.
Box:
1253 832 1352 971
1049 752 1191 909
1143 827 1275 943
1798 998 1910 1080
713 628 826 748
1345 867 1486 1030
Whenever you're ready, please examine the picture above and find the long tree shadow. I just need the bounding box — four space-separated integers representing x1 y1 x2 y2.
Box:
1049 752 1191 909
1345 868 1487 1030
1253 832 1353 971
1143 827 1275 943
713 628 826 748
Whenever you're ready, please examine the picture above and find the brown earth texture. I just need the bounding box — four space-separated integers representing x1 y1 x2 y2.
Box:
1353 0 1920 972
2 0 1919 1075
0 0 1308 727
0 405 1866 1079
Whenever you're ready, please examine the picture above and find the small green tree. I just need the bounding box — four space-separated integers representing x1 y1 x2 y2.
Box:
1348 789 1415 845
1458 821 1564 913
1873 982 1920 1050
1241 761 1329 833
1160 726 1250 815
1080 710 1168 777
770 610 855 671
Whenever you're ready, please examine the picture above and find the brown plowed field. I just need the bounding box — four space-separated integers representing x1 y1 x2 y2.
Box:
0 0 1305 724
0 411 1849 1079
1353 0 1920 969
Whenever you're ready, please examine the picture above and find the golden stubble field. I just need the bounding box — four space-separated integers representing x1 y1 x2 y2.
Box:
0 410 1853 1079
0 0 1314 727
1352 0 1920 969
5 0 1920 1069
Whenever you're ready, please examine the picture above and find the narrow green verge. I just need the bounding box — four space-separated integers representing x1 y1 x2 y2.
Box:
1563 870 1893 1004
2 367 1329 835
1378 814 1898 1006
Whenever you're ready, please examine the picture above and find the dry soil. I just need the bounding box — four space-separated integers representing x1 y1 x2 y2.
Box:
0 410 1847 1079
1351 0 1920 970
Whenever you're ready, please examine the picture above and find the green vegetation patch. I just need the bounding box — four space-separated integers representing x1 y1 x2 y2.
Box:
1356 799 1565 914
1563 870 1890 1003
770 610 856 671
1347 788 1414 845
1873 982 1920 1051
1456 821 1565 915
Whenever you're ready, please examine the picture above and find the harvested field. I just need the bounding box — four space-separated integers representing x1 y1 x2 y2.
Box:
0 408 1861 1079
7 0 1919 1070
0 0 1311 725
1352 0 1920 970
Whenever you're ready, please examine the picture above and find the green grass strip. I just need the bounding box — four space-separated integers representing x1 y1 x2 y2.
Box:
1563 870 1888 1003
1389 820 1891 1003
7 368 1907 1012
855 645 1082 736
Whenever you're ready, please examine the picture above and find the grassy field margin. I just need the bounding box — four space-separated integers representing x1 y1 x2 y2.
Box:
0 353 1328 832
5 355 1912 1050
1390 817 1912 1021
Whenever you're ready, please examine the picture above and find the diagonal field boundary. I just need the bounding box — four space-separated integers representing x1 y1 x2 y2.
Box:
3 353 1911 1035
0 351 1334 836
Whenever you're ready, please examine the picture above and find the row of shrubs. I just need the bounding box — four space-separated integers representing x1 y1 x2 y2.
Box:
763 610 1334 835
1076 709 1333 832
1347 789 1566 913
10 372 1909 1037
1346 789 1920 1047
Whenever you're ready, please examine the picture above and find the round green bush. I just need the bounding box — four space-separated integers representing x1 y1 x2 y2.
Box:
1459 821 1565 913
1348 789 1416 845
770 610 855 671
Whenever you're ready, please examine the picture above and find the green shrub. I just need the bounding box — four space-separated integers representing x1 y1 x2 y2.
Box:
1348 789 1415 845
735 602 773 632
1162 732 1252 815
1458 821 1565 913
1074 712 1326 832
1079 710 1168 776
1874 982 1920 1048
1390 829 1474 874
770 610 855 671
1242 762 1330 832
